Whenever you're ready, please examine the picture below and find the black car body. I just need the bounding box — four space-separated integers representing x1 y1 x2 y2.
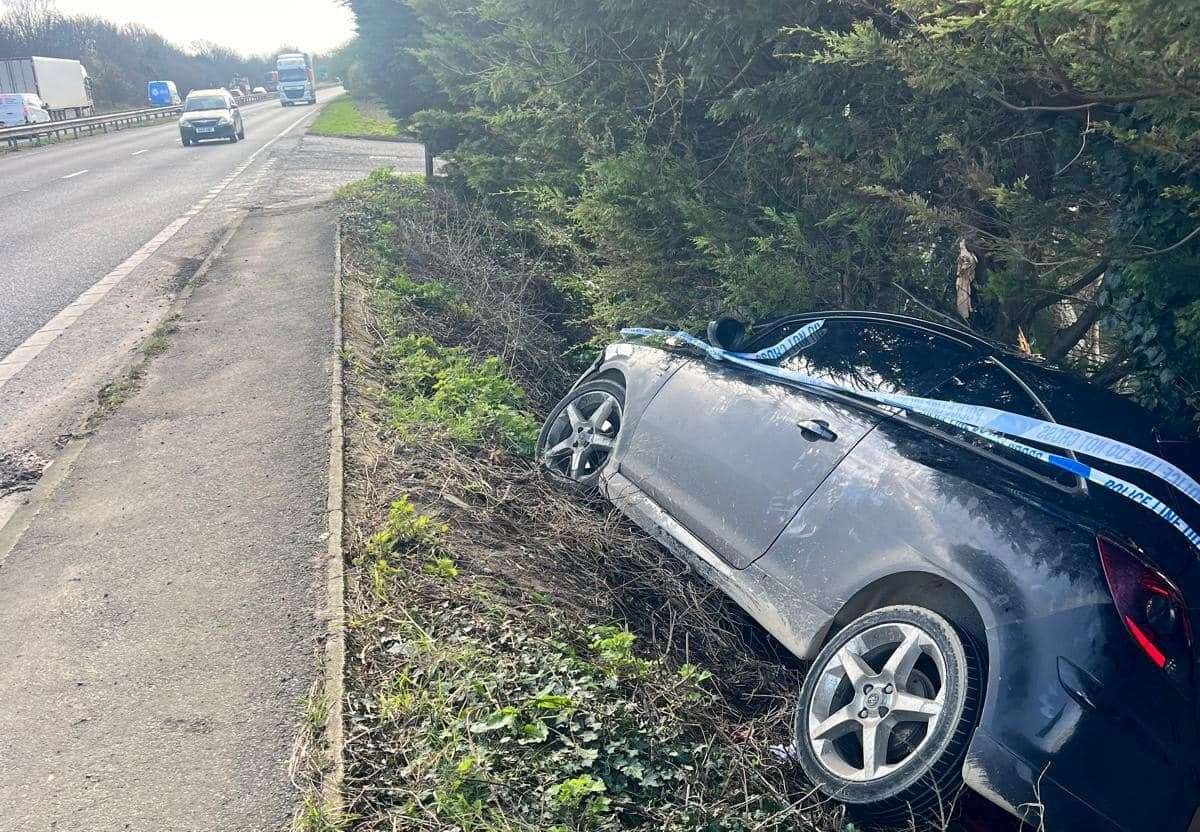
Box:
539 310 1200 830
179 89 244 146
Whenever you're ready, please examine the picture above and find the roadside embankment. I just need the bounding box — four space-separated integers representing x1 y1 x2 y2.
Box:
327 171 841 832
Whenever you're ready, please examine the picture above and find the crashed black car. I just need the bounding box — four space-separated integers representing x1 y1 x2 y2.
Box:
537 310 1200 831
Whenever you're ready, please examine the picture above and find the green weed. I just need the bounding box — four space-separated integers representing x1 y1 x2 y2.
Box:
293 792 347 832
381 335 539 455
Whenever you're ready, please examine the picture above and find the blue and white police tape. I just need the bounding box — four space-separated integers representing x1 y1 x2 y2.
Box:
623 318 826 363
619 321 1200 552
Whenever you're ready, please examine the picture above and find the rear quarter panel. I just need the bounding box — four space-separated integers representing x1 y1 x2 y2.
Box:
754 415 1200 828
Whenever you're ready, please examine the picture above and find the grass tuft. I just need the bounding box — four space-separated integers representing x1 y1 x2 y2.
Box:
310 98 401 140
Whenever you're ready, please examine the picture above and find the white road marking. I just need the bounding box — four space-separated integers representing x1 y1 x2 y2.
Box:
131 149 149 156
61 169 88 179
0 99 331 390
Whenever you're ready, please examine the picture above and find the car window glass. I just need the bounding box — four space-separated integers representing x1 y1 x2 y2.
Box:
777 320 976 396
184 96 226 111
933 360 1077 486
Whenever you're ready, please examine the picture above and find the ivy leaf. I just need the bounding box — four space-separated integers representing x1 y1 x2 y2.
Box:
470 706 518 733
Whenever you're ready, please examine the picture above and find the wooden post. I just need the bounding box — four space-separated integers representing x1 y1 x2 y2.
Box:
424 145 434 182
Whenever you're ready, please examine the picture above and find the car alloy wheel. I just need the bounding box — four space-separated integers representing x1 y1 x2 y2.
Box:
807 620 947 782
793 605 981 824
537 378 624 489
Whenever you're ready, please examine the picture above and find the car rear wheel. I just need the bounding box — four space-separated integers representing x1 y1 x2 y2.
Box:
793 605 982 826
537 378 624 492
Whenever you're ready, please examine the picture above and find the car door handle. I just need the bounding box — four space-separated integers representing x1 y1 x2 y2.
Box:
797 419 837 442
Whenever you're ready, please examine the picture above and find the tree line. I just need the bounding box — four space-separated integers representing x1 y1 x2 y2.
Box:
0 0 292 108
340 0 1200 427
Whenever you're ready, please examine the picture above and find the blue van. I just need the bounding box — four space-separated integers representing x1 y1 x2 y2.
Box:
147 80 180 107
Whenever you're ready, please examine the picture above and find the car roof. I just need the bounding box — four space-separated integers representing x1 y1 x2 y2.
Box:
186 89 228 98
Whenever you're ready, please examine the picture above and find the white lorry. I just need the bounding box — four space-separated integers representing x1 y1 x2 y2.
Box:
0 56 93 120
276 53 316 106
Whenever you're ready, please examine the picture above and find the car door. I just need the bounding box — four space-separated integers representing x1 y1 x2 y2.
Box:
618 318 980 569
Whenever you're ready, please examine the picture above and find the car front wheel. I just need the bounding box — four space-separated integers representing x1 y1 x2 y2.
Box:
537 377 624 491
792 604 982 826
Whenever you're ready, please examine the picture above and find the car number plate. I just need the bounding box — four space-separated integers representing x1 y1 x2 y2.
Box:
196 127 215 133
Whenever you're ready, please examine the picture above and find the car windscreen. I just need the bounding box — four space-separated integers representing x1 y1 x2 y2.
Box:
278 68 308 82
184 96 227 111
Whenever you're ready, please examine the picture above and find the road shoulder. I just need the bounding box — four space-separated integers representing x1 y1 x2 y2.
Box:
0 204 336 831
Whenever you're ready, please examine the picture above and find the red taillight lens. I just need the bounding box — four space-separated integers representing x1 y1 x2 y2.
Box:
1098 535 1193 686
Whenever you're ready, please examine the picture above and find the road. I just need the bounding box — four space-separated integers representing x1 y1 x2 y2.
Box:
0 95 327 356
0 86 429 514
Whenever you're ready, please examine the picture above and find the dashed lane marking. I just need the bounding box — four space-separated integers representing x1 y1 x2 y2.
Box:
131 149 149 156
61 169 88 179
0 101 329 390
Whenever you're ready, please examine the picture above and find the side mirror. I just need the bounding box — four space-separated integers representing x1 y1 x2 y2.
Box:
707 316 747 351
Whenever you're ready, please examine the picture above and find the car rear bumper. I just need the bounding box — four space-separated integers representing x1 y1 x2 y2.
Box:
968 604 1200 831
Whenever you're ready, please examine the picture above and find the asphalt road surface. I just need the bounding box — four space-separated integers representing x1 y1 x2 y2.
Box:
0 94 329 357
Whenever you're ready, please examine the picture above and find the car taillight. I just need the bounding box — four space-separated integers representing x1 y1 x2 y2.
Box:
1098 535 1193 686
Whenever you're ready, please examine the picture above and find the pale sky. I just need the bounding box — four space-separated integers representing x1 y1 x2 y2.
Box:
52 0 356 56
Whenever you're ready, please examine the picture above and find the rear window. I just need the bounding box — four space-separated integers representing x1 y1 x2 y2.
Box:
1003 360 1157 453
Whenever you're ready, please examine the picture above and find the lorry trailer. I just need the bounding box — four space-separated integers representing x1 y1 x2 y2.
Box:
0 56 92 119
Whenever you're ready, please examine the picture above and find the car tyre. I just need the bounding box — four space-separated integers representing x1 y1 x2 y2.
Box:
237 124 245 140
181 137 192 147
537 377 625 493
792 604 982 827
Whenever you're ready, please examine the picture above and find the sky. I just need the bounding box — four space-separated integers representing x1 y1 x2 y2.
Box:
51 0 357 56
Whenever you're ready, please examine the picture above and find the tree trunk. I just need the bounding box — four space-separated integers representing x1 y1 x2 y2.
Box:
1044 302 1102 361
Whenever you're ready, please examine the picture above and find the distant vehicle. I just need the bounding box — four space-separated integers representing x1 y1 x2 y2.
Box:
276 53 316 106
0 92 50 127
0 56 92 120
252 86 267 94
147 80 181 108
178 89 244 146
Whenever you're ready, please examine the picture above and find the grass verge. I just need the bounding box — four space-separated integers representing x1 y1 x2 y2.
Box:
310 98 403 141
331 170 858 832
